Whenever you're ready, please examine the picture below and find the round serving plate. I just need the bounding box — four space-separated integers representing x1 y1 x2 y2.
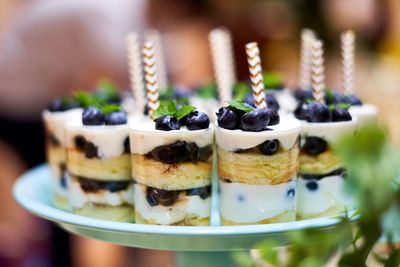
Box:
14 164 358 251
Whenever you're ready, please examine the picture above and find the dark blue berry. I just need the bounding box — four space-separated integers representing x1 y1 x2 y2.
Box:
149 141 187 164
216 107 237 129
293 88 313 102
154 115 180 131
237 194 245 203
185 111 210 130
258 139 280 155
306 181 318 191
266 108 280 125
105 111 127 125
286 188 295 199
302 137 327 155
345 95 363 106
48 98 64 112
244 93 256 108
186 186 211 199
306 102 331 122
266 93 280 111
294 102 309 120
331 108 352 122
240 109 270 132
82 107 105 125
326 91 346 105
146 187 179 207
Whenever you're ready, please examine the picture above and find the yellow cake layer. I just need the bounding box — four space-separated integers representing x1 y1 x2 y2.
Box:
217 144 299 185
47 145 66 165
221 210 295 226
296 205 345 221
52 192 70 211
135 211 210 226
73 203 135 222
68 150 131 181
131 155 212 190
299 149 342 175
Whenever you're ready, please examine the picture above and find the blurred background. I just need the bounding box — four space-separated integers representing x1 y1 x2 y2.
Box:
0 0 399 266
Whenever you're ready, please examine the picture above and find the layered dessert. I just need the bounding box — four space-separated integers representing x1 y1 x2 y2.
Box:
295 101 357 219
130 102 213 225
65 105 134 222
43 97 82 210
216 101 301 225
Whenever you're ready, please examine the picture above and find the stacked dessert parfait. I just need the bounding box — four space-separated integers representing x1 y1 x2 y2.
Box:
216 42 301 225
65 103 134 221
43 97 82 210
130 101 213 226
295 39 358 219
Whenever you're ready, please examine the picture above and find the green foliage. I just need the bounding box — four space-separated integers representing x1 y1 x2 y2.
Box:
233 82 251 101
152 100 195 120
264 72 284 90
74 91 100 108
95 79 119 101
196 83 218 99
329 103 351 110
101 104 121 114
228 100 253 113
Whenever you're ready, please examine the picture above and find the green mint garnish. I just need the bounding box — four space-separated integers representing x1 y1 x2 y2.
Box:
175 105 195 120
263 72 283 90
233 82 250 101
95 79 119 101
336 103 351 109
74 91 100 108
228 100 253 112
196 84 218 99
101 104 121 114
305 99 313 104
152 100 195 119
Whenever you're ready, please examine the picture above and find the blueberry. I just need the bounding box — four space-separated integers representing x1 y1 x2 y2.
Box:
73 135 98 158
198 145 213 162
59 163 67 188
306 102 331 122
185 111 210 130
293 88 313 102
266 93 280 111
258 139 280 155
266 108 280 125
302 137 327 155
345 95 363 106
237 194 245 203
105 111 127 125
185 142 200 163
82 107 105 125
294 102 309 120
146 187 180 207
306 181 318 191
331 108 352 122
240 109 270 132
149 141 187 164
154 115 180 131
48 98 64 112
74 135 87 150
286 188 295 199
326 91 346 105
216 107 238 129
124 137 130 153
187 186 211 199
78 177 130 193
146 194 158 207
244 93 256 108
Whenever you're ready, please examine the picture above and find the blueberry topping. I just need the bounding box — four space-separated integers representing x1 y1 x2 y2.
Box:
294 102 309 120
331 108 352 122
306 102 331 122
266 93 280 111
326 91 346 105
237 194 245 203
149 141 187 164
186 185 211 199
266 108 280 125
185 111 210 130
59 163 67 188
305 181 318 191
154 115 180 131
73 135 99 158
82 107 105 125
345 95 362 106
105 111 127 125
216 107 238 129
146 187 180 207
286 188 295 199
300 168 346 180
302 137 328 155
78 176 131 193
258 139 280 155
48 98 64 112
240 109 270 132
124 137 130 153
48 97 79 112
294 89 313 102
244 93 256 108
185 142 199 163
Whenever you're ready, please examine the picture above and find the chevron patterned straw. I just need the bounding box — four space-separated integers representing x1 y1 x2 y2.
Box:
143 41 160 115
341 30 355 96
311 39 325 103
209 28 236 104
126 33 145 114
245 42 267 109
299 29 316 89
145 29 168 91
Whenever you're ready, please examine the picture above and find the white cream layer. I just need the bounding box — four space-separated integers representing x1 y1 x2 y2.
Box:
301 120 357 144
349 104 378 126
43 109 82 146
129 122 214 155
135 184 211 225
215 117 301 152
296 174 354 215
219 179 296 223
65 121 129 158
69 178 134 209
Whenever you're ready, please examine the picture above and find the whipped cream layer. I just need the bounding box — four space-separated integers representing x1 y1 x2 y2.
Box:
297 174 354 215
219 179 296 223
69 178 134 209
43 109 83 146
349 104 378 126
216 117 301 151
129 122 214 155
301 120 357 144
66 121 129 158
135 184 211 225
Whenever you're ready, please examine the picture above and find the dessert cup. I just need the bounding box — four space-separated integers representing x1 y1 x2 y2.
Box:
349 103 378 127
130 122 214 226
43 109 82 210
216 117 301 225
65 121 134 222
297 120 357 219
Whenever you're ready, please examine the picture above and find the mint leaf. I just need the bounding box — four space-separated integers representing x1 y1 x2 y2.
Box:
197 84 218 99
233 82 250 101
152 100 177 119
74 91 100 108
336 103 351 110
101 104 121 114
228 100 253 112
263 72 283 90
325 89 334 102
175 105 195 120
96 79 119 101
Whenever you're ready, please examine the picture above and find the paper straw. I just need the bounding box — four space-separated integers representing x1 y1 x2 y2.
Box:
299 29 316 89
143 41 160 115
341 30 355 96
126 33 145 113
311 39 325 103
245 42 267 109
145 29 168 91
